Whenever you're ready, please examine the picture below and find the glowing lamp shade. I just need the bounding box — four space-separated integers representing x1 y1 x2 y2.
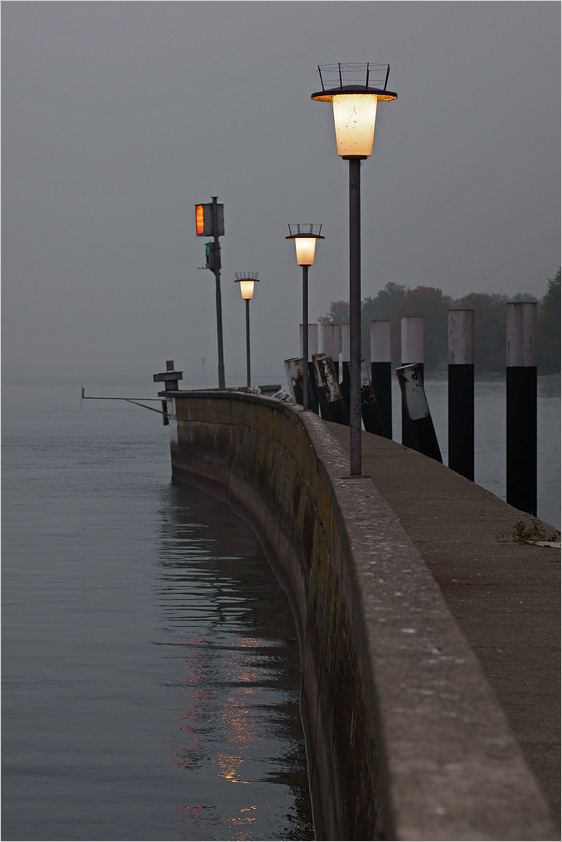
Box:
332 94 378 158
238 280 255 300
195 204 205 236
294 238 317 266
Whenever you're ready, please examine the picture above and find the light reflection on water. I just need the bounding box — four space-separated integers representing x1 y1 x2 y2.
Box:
157 481 314 840
2 384 313 841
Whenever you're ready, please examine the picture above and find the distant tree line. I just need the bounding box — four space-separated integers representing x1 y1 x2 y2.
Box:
319 269 560 374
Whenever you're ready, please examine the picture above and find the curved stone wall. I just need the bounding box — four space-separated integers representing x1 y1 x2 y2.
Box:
163 390 554 841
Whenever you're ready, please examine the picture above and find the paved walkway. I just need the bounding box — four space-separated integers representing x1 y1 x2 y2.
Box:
324 421 561 828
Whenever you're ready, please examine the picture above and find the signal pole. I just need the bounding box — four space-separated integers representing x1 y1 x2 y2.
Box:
211 197 225 389
196 197 226 389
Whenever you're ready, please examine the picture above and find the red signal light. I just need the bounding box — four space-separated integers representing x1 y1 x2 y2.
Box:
195 205 205 236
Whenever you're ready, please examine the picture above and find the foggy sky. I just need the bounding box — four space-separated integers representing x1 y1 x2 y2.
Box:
2 2 560 384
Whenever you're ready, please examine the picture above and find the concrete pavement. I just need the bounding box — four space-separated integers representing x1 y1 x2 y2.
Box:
324 421 561 829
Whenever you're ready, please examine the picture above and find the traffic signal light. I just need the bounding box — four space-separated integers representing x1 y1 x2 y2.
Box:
205 242 221 271
195 203 224 237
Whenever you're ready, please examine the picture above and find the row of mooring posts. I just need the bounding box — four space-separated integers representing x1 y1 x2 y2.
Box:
286 301 538 516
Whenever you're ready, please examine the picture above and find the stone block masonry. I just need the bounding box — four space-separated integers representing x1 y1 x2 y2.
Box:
161 390 556 841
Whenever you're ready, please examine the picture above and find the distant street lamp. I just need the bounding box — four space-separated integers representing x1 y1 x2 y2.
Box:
312 63 396 474
235 273 260 389
286 224 324 410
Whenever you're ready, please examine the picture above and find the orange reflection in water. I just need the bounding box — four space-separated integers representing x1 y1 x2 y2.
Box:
217 753 250 784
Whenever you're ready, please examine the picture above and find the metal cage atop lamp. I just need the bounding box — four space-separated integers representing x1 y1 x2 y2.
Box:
234 272 260 300
312 63 397 160
286 224 324 266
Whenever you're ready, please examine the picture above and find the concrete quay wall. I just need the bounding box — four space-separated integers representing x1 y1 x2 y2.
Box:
163 390 555 841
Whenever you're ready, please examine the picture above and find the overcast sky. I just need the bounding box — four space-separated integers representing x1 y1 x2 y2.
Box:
2 1 560 384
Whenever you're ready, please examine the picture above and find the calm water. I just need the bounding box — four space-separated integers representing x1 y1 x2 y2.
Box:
2 373 559 842
418 375 561 530
2 383 313 841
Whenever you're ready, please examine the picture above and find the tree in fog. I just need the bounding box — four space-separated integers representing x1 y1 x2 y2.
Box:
318 300 350 325
538 268 561 374
320 272 560 374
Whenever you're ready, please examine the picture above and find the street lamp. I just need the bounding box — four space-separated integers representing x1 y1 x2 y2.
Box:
286 223 324 410
312 62 396 475
235 272 260 389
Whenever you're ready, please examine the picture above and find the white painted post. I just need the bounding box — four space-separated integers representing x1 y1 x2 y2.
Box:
401 317 424 369
448 310 474 366
321 324 340 376
370 320 391 363
341 324 350 363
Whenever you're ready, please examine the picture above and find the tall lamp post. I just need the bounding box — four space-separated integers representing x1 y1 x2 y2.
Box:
286 224 324 410
312 63 396 474
235 272 260 389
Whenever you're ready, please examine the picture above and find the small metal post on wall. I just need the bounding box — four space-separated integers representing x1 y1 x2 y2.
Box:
448 310 474 480
401 317 424 448
506 302 537 515
371 320 392 439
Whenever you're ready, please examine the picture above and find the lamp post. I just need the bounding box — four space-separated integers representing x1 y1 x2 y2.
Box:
286 224 324 410
312 63 396 474
235 273 260 389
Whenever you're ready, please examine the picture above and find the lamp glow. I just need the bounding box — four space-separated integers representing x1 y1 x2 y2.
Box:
294 238 317 266
238 280 255 300
332 94 378 158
